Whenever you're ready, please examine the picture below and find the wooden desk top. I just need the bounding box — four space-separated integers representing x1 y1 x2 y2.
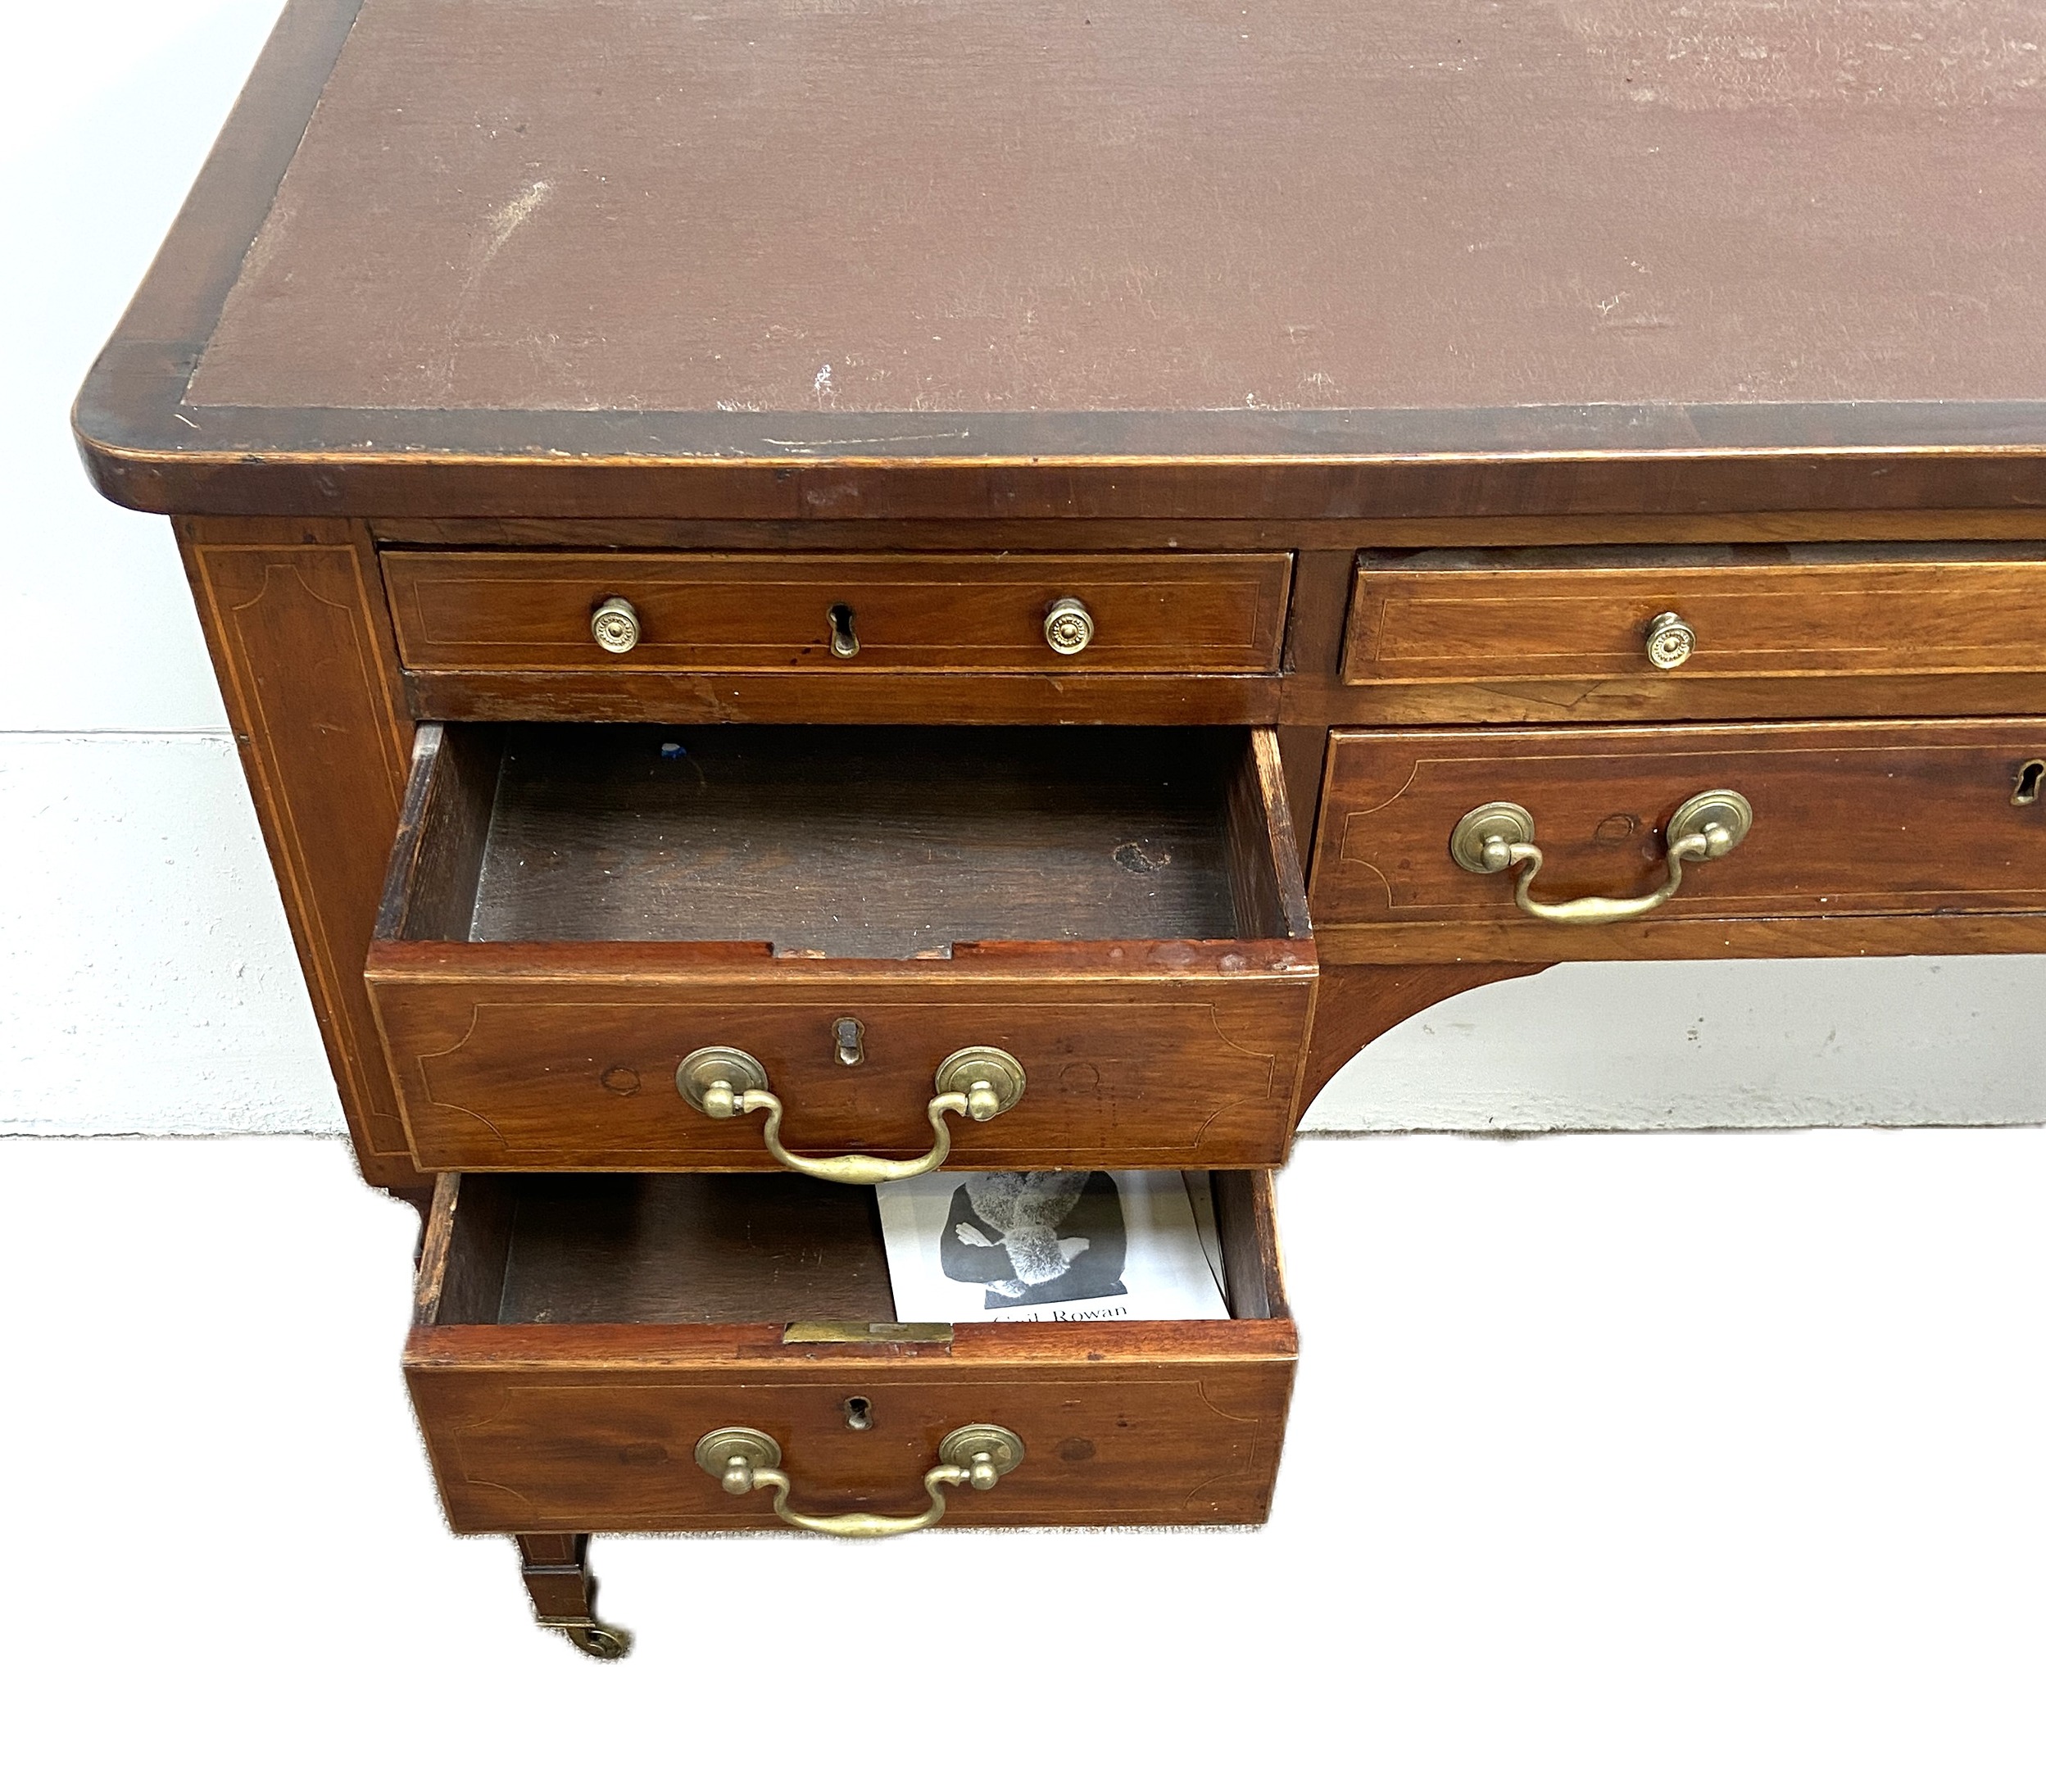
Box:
76 0 2046 519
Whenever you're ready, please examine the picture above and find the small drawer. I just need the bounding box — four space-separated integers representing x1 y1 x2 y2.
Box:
366 724 1316 1171
385 551 1291 675
406 1168 1295 1533
1342 547 2046 722
1312 719 2046 961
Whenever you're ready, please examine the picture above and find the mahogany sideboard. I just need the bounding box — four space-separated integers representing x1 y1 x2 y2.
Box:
76 0 2046 1657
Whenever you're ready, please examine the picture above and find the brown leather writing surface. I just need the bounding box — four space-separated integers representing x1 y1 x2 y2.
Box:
75 0 2046 516
188 0 2046 416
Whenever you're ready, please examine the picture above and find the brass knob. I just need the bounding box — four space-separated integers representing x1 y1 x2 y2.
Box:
1644 610 1694 670
674 1045 1026 1182
695 1423 1024 1536
1044 596 1095 656
1449 789 1753 925
590 596 641 654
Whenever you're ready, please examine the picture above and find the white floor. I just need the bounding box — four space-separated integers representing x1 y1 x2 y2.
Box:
5 1128 2042 1789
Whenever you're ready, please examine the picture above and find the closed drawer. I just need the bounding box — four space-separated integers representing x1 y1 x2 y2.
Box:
1312 719 2046 961
366 723 1316 1171
385 551 1291 674
406 1168 1295 1533
1342 547 2046 722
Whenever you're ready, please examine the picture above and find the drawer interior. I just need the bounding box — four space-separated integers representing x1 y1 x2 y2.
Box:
420 1168 1288 1328
383 722 1306 956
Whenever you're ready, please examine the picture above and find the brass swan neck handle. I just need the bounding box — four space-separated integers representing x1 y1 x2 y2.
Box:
695 1425 1024 1536
675 1045 1026 1184
1450 789 1753 926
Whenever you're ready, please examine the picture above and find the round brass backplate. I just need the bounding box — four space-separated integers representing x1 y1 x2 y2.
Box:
675 1046 771 1113
694 1426 782 1480
590 594 642 654
937 1424 1025 1479
1644 610 1695 670
1449 801 1536 874
1668 789 1753 858
932 1046 1027 1116
1043 596 1096 656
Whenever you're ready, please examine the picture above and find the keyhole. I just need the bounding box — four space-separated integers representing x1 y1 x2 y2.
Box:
2014 759 2046 806
828 604 860 659
832 1016 865 1066
842 1397 873 1431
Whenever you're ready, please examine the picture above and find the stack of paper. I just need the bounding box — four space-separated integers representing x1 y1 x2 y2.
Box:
875 1169 1230 1323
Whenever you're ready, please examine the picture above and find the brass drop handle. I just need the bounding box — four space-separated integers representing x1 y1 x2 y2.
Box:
675 1045 1026 1184
1449 789 1753 925
590 595 641 653
1644 610 1694 669
696 1424 1024 1536
1044 595 1095 655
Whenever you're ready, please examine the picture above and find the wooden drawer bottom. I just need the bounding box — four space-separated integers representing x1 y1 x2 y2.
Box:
406 1170 1295 1533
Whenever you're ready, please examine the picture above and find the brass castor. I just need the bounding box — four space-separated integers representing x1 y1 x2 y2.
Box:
548 1617 633 1661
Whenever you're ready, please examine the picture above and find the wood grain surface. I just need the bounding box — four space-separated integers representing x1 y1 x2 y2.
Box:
1344 546 2046 719
472 1173 897 1327
1313 719 2046 962
177 517 423 1188
385 551 1291 674
368 947 1318 1170
462 724 1247 954
407 1168 1295 1533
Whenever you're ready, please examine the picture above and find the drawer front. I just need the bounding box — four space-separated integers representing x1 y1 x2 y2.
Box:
407 1350 1296 1533
366 958 1316 1170
1343 548 2046 722
1313 719 2046 961
386 551 1291 674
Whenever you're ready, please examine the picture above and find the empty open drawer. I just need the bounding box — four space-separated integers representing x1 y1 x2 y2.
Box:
366 725 1317 1171
406 1168 1296 1533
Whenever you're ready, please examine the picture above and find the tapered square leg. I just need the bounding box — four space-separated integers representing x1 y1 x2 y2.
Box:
515 1533 632 1659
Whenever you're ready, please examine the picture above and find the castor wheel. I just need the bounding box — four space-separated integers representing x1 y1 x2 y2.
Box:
557 1620 633 1660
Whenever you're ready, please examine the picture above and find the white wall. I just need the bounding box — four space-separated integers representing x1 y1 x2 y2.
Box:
7 2 2044 1140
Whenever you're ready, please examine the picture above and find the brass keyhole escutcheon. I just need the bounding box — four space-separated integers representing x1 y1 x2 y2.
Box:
832 1016 866 1066
590 594 641 654
2013 759 2046 805
828 603 860 658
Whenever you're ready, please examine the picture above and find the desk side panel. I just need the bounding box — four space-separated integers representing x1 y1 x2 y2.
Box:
177 516 421 1186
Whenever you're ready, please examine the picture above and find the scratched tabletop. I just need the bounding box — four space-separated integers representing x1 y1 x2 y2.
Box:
76 0 2046 515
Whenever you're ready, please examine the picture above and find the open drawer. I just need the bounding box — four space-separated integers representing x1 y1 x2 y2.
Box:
366 724 1317 1172
406 1168 1296 1532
